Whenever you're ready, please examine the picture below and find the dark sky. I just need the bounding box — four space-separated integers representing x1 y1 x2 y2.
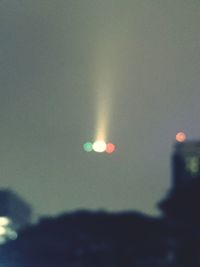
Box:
0 0 200 216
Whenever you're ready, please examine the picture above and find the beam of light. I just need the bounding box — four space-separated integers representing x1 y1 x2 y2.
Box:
92 140 107 153
94 63 115 142
95 88 111 142
176 132 186 142
92 35 119 147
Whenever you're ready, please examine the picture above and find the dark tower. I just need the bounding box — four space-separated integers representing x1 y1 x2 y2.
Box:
172 141 200 188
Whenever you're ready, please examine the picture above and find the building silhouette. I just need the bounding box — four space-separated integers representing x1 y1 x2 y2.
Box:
172 141 200 188
2 140 200 265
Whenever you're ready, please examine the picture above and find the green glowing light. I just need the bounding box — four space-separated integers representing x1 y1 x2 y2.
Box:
185 156 199 175
83 142 93 152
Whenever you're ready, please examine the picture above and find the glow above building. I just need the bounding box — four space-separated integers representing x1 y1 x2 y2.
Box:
176 132 186 142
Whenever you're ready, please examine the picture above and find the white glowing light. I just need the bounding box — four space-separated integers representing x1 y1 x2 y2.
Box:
0 217 11 226
92 140 106 153
0 226 6 235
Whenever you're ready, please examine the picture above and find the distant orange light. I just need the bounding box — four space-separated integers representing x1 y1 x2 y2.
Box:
176 132 186 142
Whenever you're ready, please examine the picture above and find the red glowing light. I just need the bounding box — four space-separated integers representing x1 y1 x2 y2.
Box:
176 132 186 142
106 143 116 154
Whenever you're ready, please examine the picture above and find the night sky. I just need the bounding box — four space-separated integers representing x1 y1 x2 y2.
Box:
0 1 200 216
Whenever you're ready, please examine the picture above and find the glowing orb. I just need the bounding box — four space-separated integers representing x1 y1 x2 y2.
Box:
0 217 11 226
83 142 93 152
106 143 116 154
0 226 6 235
92 140 106 152
176 132 186 142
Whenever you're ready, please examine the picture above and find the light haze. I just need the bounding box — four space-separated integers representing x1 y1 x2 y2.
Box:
0 0 200 216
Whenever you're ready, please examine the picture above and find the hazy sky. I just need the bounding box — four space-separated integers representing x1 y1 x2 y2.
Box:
0 0 200 216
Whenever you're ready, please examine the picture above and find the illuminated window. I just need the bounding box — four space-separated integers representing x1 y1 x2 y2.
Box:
185 156 199 175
